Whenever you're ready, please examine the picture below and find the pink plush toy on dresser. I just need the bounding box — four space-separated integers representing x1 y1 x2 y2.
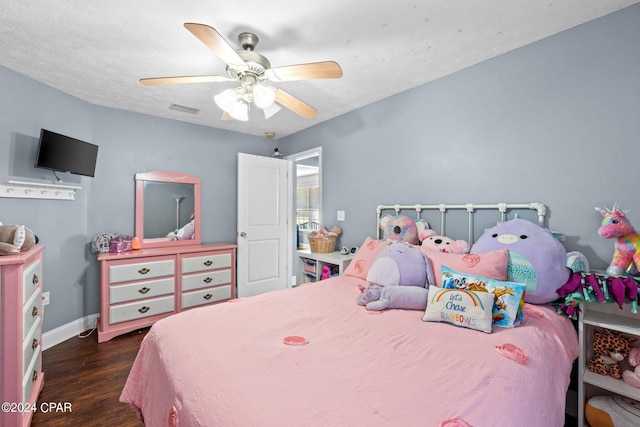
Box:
596 205 640 276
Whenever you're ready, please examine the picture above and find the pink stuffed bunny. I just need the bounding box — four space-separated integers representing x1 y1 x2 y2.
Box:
623 347 640 388
419 229 470 254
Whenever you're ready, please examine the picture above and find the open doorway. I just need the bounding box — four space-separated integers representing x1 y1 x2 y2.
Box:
286 147 322 284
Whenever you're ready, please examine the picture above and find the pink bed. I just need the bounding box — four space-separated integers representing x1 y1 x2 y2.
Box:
120 274 578 426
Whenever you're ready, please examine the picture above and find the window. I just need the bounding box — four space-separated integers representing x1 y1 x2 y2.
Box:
297 186 319 230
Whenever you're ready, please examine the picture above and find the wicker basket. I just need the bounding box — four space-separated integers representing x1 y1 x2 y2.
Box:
309 234 337 253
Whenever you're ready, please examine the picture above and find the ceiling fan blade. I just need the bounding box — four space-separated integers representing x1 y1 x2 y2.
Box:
140 75 233 85
267 61 343 82
274 88 317 118
184 23 248 71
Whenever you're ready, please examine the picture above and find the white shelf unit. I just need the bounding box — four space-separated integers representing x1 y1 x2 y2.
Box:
296 250 353 285
0 180 81 200
578 300 640 426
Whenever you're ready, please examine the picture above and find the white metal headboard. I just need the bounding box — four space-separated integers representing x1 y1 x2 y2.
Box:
376 202 547 244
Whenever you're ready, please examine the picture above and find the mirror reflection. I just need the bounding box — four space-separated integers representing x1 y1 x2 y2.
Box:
135 171 202 249
143 182 195 239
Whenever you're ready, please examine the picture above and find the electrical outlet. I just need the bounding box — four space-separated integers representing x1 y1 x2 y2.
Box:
337 210 346 221
42 291 50 306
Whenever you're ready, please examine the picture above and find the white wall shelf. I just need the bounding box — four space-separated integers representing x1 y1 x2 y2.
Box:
0 180 81 200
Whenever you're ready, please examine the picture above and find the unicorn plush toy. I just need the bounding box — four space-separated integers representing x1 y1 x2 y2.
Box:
596 205 640 276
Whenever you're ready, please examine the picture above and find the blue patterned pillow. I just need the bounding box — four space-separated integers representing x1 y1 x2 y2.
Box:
441 265 526 328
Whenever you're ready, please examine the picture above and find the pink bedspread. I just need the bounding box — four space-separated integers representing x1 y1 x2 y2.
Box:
120 276 578 427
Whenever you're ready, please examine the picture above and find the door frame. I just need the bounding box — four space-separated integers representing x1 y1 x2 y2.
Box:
285 146 322 287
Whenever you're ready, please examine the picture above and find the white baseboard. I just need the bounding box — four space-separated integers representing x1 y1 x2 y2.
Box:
42 313 100 351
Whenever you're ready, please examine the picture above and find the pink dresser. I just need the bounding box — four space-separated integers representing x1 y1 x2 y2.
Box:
97 243 236 342
0 244 45 427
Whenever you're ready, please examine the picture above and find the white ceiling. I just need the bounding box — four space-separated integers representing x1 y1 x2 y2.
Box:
1 1 638 139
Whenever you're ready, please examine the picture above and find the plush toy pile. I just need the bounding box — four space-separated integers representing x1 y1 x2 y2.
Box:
355 213 592 323
0 222 39 255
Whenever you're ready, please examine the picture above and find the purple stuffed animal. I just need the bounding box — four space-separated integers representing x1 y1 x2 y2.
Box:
356 242 433 311
471 219 573 304
357 284 429 311
366 242 433 287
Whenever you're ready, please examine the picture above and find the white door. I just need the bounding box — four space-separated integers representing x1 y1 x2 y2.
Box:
237 153 290 297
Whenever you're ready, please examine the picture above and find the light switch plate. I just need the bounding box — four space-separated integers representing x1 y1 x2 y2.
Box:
337 210 345 221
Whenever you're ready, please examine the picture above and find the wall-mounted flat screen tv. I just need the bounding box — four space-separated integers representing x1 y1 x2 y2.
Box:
35 129 99 177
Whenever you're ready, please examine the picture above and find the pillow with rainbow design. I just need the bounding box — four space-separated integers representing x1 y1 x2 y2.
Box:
422 287 495 333
440 265 526 328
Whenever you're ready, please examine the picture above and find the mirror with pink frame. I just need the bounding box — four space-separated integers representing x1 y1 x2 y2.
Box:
135 171 202 249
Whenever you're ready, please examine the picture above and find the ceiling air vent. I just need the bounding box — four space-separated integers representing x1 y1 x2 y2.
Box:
169 103 200 114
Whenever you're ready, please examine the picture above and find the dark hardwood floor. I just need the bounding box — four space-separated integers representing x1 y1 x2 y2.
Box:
31 328 148 427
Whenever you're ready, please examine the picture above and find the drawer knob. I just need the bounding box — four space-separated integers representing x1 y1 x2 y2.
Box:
138 286 151 294
138 306 150 314
32 338 39 350
204 277 213 284
203 293 213 300
32 306 38 317
204 260 213 267
32 274 39 285
32 370 38 382
138 267 151 275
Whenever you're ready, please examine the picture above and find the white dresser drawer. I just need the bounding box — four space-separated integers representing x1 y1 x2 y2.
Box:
23 288 41 339
22 258 41 303
22 349 41 403
109 259 175 284
110 277 175 304
182 253 231 274
182 269 231 292
182 285 232 309
109 295 174 325
23 316 41 377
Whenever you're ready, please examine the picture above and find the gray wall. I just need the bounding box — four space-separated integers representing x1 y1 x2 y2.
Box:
282 4 640 273
0 67 271 332
2 4 639 333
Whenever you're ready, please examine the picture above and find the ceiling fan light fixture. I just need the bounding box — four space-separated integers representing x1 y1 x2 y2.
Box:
214 88 238 112
253 84 276 109
229 100 249 121
262 102 281 120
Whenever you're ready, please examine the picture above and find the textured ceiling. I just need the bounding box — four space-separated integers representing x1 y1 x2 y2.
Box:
1 1 638 139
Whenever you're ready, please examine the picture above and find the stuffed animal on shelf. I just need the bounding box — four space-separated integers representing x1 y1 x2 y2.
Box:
585 395 640 427
588 329 634 379
379 214 423 245
471 218 579 304
0 222 39 255
357 283 429 311
623 347 640 388
596 205 640 276
419 229 470 254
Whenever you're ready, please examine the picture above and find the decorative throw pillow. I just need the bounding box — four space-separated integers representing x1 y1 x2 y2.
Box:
343 237 387 280
422 286 494 333
440 265 526 328
424 249 509 288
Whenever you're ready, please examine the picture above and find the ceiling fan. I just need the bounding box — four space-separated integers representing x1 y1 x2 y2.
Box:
140 23 343 121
